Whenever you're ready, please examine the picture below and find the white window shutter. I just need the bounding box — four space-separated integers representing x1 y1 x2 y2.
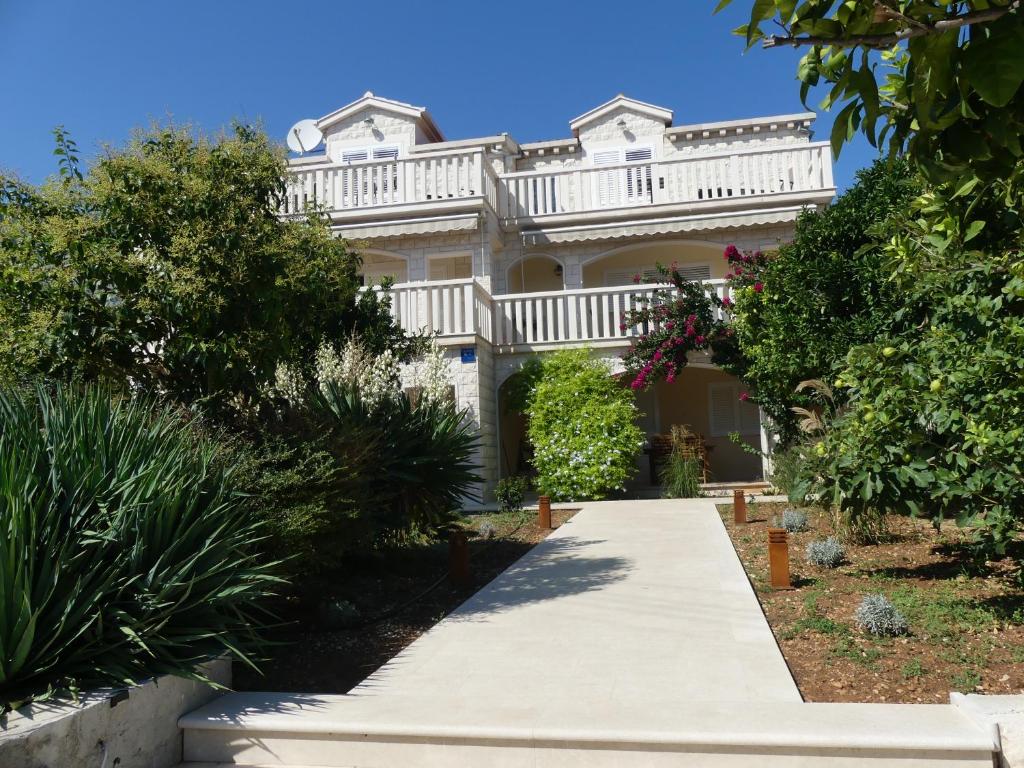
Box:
341 149 369 163
593 149 621 207
675 264 712 281
709 383 738 437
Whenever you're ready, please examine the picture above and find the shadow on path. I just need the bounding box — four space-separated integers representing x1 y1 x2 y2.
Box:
449 537 633 622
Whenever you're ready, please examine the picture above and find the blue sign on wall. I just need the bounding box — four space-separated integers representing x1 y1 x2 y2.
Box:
460 347 476 364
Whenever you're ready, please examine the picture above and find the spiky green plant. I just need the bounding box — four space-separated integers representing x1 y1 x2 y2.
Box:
311 382 481 541
0 383 280 710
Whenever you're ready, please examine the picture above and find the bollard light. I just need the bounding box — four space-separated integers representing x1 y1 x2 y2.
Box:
768 527 792 589
733 488 747 524
538 495 552 530
448 530 470 587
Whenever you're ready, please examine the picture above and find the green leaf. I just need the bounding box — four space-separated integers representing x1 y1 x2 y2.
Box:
963 220 986 243
961 16 1024 107
747 0 777 45
713 0 734 12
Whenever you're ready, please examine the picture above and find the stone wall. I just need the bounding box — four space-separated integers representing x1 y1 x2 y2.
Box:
1 659 230 768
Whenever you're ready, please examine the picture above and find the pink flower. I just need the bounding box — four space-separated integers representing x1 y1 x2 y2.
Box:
619 322 627 331
724 244 739 260
653 350 663 362
695 335 705 345
722 296 733 307
632 273 641 284
739 392 749 402
666 372 676 384
753 282 764 293
735 266 744 277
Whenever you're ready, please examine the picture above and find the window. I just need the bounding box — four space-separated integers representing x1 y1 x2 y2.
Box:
590 146 653 206
708 382 760 437
338 146 400 203
604 264 711 286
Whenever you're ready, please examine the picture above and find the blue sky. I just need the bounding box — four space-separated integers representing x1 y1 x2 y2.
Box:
0 1 878 190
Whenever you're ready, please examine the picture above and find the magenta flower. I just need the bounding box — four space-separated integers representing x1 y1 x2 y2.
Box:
724 244 739 260
753 282 764 293
632 273 641 284
722 296 733 307
653 350 663 362
739 392 749 402
695 335 705 345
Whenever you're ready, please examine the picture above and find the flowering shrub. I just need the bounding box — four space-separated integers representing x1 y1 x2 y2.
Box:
621 264 728 388
527 349 645 501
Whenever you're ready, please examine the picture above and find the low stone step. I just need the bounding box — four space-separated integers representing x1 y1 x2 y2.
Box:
180 692 997 767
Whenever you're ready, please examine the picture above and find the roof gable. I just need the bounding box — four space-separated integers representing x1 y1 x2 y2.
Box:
569 95 673 135
316 92 444 142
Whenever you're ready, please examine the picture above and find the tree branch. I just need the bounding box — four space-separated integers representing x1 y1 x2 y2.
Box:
763 2 1020 49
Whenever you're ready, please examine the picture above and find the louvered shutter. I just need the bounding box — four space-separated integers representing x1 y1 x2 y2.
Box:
738 398 761 435
675 264 712 281
624 147 653 203
372 147 400 197
709 383 738 437
593 149 621 207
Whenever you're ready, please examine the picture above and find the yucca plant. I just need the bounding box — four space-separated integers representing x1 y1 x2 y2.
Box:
0 383 280 710
311 381 481 541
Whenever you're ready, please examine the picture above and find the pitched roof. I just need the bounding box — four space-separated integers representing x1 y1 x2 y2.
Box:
569 95 673 135
316 91 444 142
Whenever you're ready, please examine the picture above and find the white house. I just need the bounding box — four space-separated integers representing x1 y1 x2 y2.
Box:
282 92 836 499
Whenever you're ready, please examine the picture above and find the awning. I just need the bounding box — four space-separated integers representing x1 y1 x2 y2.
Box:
521 206 805 246
331 213 480 241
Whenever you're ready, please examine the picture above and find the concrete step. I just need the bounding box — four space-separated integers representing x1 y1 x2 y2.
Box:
179 692 997 767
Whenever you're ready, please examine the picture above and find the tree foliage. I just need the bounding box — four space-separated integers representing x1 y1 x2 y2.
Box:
0 124 405 413
811 174 1024 557
715 157 919 441
718 0 1024 182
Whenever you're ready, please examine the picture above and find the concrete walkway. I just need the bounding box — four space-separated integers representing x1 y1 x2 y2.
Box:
181 499 997 767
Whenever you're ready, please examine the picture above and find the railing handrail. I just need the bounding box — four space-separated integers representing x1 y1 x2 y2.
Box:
495 278 725 302
497 141 830 180
286 146 488 174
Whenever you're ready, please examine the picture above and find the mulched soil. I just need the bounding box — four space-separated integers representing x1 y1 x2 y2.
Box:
235 508 576 693
718 501 1024 703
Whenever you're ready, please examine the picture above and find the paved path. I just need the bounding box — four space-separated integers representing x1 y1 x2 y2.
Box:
181 499 996 766
352 497 801 712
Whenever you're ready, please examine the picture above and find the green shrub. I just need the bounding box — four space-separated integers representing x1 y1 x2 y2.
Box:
495 475 528 514
526 349 645 501
855 594 909 637
0 384 279 709
660 453 703 499
282 382 480 562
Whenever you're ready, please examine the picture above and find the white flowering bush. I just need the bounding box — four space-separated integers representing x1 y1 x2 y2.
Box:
404 339 453 407
273 336 400 412
526 348 645 501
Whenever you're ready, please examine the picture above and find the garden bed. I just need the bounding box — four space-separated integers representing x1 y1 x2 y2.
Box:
236 508 576 693
718 501 1024 704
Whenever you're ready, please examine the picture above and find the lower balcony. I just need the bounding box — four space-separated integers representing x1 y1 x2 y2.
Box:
374 278 732 352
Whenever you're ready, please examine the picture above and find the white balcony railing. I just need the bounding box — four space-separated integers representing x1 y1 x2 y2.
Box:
284 142 833 220
498 143 833 219
282 148 498 214
374 278 731 350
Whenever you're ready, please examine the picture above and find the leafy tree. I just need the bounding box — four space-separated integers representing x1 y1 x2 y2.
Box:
0 124 407 412
811 174 1024 556
718 0 1024 183
715 157 919 441
526 348 645 501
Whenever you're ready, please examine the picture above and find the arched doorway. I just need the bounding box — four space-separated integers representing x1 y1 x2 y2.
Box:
506 255 564 293
580 240 724 288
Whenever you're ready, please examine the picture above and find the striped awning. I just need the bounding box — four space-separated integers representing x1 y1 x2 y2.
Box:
331 213 480 241
521 207 806 247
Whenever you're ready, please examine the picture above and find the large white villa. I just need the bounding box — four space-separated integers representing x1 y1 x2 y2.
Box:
282 92 836 499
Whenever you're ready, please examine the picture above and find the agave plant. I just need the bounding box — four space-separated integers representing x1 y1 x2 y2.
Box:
0 383 280 709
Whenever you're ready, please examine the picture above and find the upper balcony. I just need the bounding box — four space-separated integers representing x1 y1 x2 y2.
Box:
282 141 834 231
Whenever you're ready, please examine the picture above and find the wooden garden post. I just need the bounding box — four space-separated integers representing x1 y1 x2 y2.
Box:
538 495 552 529
768 527 792 589
733 488 747 524
449 530 470 587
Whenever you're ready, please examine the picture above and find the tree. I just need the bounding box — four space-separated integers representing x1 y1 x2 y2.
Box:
811 175 1024 556
718 0 1024 182
715 157 919 441
0 124 408 412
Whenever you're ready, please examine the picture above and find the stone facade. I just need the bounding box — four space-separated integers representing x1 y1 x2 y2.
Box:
285 92 835 501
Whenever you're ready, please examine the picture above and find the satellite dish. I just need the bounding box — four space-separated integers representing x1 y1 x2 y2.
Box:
286 119 323 154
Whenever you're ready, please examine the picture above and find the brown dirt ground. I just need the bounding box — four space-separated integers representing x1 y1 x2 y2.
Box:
236 508 576 693
718 501 1024 703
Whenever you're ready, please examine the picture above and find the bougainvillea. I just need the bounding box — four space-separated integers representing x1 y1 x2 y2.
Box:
622 249 770 390
621 263 728 389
